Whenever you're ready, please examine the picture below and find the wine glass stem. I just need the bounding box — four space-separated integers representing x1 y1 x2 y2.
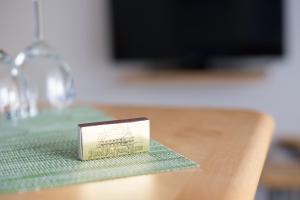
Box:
33 0 44 41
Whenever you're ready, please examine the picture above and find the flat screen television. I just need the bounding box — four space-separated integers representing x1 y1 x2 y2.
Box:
110 0 283 68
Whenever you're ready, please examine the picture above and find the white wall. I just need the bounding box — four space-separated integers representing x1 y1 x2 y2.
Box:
1 0 300 137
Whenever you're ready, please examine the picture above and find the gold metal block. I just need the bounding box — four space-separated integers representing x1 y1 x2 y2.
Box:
78 118 150 161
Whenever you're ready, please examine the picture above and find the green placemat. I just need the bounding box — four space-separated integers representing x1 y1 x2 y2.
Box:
0 107 198 194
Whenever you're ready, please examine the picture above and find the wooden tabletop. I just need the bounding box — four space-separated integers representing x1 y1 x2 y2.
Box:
0 105 274 200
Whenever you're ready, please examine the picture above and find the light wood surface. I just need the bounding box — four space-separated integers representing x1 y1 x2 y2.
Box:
0 105 274 200
121 69 265 85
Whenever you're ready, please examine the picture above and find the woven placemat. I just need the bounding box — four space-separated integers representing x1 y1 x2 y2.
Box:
0 107 198 194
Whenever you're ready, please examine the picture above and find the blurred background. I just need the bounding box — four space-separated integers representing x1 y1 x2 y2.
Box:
0 0 300 199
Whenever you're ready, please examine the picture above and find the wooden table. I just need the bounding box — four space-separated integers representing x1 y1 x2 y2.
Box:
0 105 274 200
261 137 300 194
263 161 300 190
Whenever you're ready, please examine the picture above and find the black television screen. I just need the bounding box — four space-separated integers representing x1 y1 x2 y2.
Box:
110 0 283 65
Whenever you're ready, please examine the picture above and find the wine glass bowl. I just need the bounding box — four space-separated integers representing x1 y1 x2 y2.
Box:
15 40 75 110
0 50 32 120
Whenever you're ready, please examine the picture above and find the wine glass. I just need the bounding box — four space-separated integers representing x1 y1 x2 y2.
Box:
15 0 75 112
0 50 32 120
